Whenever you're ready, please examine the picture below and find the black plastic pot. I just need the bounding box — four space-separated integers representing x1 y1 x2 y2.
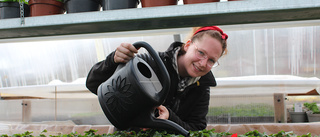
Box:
0 2 29 19
101 0 138 10
64 0 101 13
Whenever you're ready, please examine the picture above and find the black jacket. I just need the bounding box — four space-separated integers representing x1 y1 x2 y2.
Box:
86 42 217 131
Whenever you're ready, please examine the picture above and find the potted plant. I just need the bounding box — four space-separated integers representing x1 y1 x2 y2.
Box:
64 0 101 13
183 0 219 5
0 0 29 19
102 0 138 10
140 0 177 8
288 103 308 123
28 0 65 17
304 102 320 122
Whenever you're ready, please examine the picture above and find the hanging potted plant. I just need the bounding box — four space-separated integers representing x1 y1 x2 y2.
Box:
140 0 177 8
0 0 29 19
183 0 219 4
102 0 138 10
304 102 320 122
28 0 65 17
65 0 101 13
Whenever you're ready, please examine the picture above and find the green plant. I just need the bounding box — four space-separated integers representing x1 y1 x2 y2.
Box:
304 102 320 114
0 0 28 4
208 103 274 117
0 129 315 137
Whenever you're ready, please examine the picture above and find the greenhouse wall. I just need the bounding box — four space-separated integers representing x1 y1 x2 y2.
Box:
0 26 319 125
0 26 319 88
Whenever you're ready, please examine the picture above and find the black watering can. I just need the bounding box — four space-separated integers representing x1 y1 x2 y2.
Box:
97 41 189 136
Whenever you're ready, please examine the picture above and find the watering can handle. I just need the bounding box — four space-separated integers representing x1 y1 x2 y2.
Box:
132 41 171 104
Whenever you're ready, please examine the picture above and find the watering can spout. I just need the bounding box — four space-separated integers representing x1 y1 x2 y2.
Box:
151 118 190 137
131 109 190 137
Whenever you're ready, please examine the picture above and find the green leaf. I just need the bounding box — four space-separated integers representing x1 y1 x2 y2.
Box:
304 102 320 113
84 129 98 136
0 0 28 4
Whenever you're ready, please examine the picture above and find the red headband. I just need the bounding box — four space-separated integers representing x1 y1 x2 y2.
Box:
193 26 228 40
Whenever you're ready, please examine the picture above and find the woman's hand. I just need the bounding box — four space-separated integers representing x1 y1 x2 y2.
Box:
114 43 138 63
157 105 169 120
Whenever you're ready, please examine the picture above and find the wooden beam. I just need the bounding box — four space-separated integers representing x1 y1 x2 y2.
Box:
273 93 287 123
287 89 319 96
22 100 32 123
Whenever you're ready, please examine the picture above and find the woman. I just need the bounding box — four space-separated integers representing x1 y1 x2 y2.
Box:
86 26 228 131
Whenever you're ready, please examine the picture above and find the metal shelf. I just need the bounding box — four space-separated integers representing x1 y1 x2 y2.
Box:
0 0 319 41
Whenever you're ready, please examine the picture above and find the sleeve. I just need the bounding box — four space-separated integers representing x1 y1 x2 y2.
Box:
86 51 118 95
167 86 210 131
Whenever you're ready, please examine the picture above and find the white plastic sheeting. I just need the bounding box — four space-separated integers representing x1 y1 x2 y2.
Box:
0 26 319 88
213 75 320 95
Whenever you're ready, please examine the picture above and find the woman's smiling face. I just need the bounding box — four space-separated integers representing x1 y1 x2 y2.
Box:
178 34 223 78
